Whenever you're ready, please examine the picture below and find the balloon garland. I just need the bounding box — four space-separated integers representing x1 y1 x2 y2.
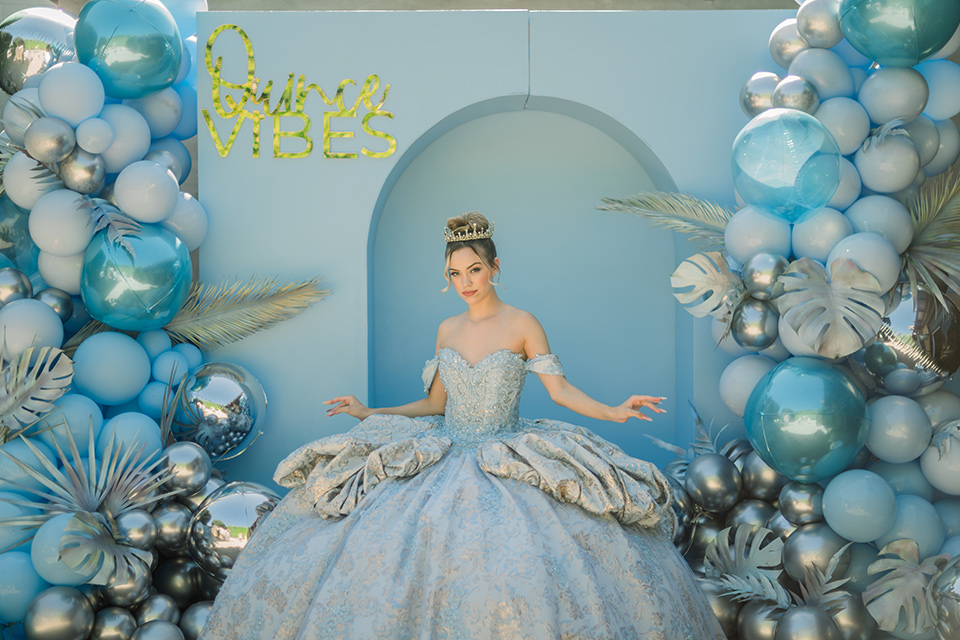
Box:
601 1 960 638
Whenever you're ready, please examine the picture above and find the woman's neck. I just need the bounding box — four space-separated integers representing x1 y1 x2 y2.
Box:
465 292 504 322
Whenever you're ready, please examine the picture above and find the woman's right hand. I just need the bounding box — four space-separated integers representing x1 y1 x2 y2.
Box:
324 395 372 420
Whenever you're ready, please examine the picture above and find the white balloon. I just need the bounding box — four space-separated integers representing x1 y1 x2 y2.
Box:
867 395 933 464
854 135 921 194
3 151 63 210
788 47 854 100
1 88 42 146
0 299 64 359
827 158 861 211
711 316 751 357
843 195 913 254
901 115 941 167
37 61 105 128
28 189 95 257
918 389 960 428
826 232 901 292
814 97 870 156
719 355 777 417
75 117 115 155
37 250 83 295
792 206 852 262
920 446 960 495
114 161 180 223
831 39 872 68
849 66 867 93
917 60 960 121
97 104 152 174
723 206 792 265
769 19 810 69
925 119 960 177
161 192 208 251
796 0 843 48
123 87 184 140
857 67 929 125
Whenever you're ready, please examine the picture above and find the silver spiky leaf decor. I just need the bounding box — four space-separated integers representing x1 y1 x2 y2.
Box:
59 510 153 586
597 192 734 252
797 544 853 615
863 539 951 635
0 346 72 445
670 251 743 319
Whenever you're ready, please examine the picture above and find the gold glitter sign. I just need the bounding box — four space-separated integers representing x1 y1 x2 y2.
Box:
202 24 397 160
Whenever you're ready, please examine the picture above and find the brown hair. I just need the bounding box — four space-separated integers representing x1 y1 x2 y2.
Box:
442 212 498 292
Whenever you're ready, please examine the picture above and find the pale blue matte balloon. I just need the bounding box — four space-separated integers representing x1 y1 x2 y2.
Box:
0 438 53 497
874 494 946 559
791 206 853 263
744 357 869 483
840 542 880 593
75 0 183 99
72 331 151 405
0 491 38 551
152 349 189 385
822 469 897 542
137 329 173 361
80 225 192 332
31 513 95 585
866 395 933 463
97 412 163 464
839 0 960 67
868 459 935 501
30 393 104 456
935 499 960 537
171 342 202 369
0 551 50 623
138 380 170 419
723 205 792 265
732 108 842 223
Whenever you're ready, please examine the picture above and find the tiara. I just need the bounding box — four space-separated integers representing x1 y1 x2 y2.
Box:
443 222 494 243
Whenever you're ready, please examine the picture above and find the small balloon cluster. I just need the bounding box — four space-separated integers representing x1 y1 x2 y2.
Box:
601 1 960 639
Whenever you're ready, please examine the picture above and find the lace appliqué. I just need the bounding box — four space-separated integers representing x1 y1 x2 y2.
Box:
526 353 564 376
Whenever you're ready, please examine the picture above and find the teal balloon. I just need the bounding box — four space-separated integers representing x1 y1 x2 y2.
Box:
839 0 960 67
0 551 50 623
731 108 842 223
75 0 183 99
744 357 869 482
80 225 192 331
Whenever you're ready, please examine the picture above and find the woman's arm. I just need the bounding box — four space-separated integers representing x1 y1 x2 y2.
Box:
522 313 665 424
324 373 447 420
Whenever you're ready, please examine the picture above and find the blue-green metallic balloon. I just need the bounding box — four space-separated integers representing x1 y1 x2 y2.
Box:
744 357 869 483
80 225 192 331
839 0 960 67
75 0 183 99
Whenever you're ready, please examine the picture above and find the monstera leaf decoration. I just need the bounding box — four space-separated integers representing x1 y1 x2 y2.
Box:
776 257 885 359
59 510 153 586
863 539 951 635
670 251 742 319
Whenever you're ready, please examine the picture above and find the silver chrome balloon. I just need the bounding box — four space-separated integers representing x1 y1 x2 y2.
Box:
848 283 960 398
59 146 106 194
685 512 724 562
741 253 788 301
725 499 776 532
136 594 180 626
731 298 780 350
144 149 183 184
130 620 186 640
740 71 781 118
178 476 227 512
737 599 782 640
179 601 213 640
0 8 76 95
91 606 137 640
162 441 213 496
24 116 76 163
684 453 743 513
153 557 203 609
720 438 754 469
199 572 224 601
766 509 798 540
188 481 281 581
23 586 96 640
779 481 824 526
667 476 694 552
0 266 32 304
698 577 743 638
769 18 809 69
741 451 790 502
774 605 841 640
77 583 107 612
34 287 74 323
796 0 843 48
102 563 152 608
100 181 118 206
930 555 960 640
772 74 821 114
178 363 267 460
116 508 159 551
830 589 877 640
782 522 851 582
154 502 193 556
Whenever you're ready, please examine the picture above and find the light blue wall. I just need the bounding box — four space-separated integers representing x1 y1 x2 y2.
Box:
197 9 791 486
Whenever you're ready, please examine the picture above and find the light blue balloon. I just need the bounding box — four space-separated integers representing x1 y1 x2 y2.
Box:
149 137 192 183
934 498 960 537
840 543 880 592
72 331 151 406
939 535 960 556
138 380 170 419
732 108 842 223
823 469 897 542
75 0 183 99
159 0 206 38
30 513 95 585
137 329 172 361
0 439 53 497
171 342 202 369
152 349 189 385
97 412 163 464
839 0 960 67
874 494 946 559
80 225 192 332
30 393 104 457
868 459 935 501
171 82 197 140
0 551 49 623
0 491 38 551
791 206 853 263
744 357 869 483
723 205 792 265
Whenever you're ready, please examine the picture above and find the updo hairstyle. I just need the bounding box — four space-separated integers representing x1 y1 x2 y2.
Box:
443 212 498 291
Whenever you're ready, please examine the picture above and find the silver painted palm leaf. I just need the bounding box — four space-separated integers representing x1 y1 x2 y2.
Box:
864 539 952 635
59 510 153 586
0 346 73 445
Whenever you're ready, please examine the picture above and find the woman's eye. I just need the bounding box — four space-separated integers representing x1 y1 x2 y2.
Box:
470 268 481 274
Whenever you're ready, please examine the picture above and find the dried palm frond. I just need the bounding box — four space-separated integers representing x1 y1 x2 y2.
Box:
81 197 141 257
0 91 44 144
797 544 852 614
717 572 793 609
163 275 328 351
597 192 735 251
645 402 730 462
0 347 73 434
903 166 960 310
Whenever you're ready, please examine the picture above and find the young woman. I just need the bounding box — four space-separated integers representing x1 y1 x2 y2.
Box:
202 213 724 639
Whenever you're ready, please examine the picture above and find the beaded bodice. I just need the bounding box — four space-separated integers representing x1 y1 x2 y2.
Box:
421 349 564 439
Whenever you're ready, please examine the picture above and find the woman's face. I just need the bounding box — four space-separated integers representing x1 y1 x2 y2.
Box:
448 247 498 305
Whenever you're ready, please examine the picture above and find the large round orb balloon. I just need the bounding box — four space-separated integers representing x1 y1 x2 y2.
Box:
839 0 960 67
75 0 183 99
731 108 842 222
81 225 192 331
187 482 280 581
0 8 76 96
744 357 869 483
848 283 960 396
179 363 267 459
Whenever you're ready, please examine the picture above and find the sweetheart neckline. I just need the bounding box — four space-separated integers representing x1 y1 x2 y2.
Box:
438 347 524 369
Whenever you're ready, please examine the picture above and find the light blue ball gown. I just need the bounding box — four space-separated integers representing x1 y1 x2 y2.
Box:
201 349 724 639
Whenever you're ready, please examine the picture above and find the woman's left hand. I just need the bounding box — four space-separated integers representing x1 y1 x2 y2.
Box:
609 395 666 423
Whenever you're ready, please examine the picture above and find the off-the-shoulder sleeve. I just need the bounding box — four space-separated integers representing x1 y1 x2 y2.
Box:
526 353 564 376
422 356 439 394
